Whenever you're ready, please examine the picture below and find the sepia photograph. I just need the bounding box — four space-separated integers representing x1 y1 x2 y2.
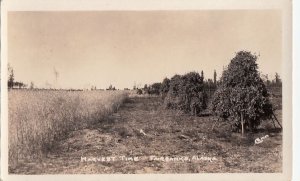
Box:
1 0 293 180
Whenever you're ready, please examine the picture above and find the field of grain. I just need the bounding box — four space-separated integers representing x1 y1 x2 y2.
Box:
8 90 128 169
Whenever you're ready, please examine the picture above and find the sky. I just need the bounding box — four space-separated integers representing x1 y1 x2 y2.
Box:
8 10 282 89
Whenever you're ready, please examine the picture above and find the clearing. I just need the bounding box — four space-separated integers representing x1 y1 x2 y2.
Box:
10 96 282 174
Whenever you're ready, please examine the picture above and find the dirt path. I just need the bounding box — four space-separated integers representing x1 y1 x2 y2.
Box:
11 96 282 174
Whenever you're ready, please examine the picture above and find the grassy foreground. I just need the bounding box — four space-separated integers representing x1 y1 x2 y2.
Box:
9 95 282 174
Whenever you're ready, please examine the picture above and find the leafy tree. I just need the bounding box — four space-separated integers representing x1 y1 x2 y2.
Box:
136 88 143 95
149 82 162 95
211 51 273 134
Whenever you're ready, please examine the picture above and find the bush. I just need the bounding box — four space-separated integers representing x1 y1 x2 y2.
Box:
160 77 170 98
211 51 273 133
164 72 207 115
136 88 143 95
147 82 162 95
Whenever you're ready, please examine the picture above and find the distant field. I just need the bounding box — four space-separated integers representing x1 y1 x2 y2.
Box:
8 90 128 170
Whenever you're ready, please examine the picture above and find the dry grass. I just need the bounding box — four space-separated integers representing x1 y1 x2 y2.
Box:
8 89 128 169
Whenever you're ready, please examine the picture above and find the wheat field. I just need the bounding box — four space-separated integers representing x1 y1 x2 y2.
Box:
8 89 128 169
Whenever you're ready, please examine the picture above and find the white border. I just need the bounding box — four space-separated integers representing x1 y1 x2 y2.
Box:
1 0 292 181
292 0 299 180
0 0 287 11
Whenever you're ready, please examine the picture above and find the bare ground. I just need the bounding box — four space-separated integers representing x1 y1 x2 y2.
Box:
10 96 282 174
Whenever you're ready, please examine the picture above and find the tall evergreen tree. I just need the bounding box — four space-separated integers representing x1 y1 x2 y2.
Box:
214 70 217 85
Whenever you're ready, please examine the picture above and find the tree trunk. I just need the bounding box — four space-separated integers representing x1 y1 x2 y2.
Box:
241 113 244 135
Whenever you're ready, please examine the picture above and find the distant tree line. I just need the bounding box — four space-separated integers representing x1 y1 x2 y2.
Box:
106 84 116 91
262 72 282 87
7 65 123 91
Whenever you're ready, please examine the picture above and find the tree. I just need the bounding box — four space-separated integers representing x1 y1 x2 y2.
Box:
164 72 207 115
149 82 162 95
107 84 115 90
264 74 271 86
211 51 273 135
160 77 170 98
205 79 215 98
206 79 214 85
144 84 148 90
136 88 143 95
274 72 282 86
30 82 35 89
201 70 204 79
8 64 14 89
13 81 27 89
214 70 217 85
143 84 149 94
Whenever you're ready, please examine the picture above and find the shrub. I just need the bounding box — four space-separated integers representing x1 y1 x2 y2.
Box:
160 77 170 98
136 88 143 95
148 82 162 95
211 51 273 134
152 82 162 95
164 72 207 115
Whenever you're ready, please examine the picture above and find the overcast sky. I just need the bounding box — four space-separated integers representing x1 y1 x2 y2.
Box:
8 10 281 89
